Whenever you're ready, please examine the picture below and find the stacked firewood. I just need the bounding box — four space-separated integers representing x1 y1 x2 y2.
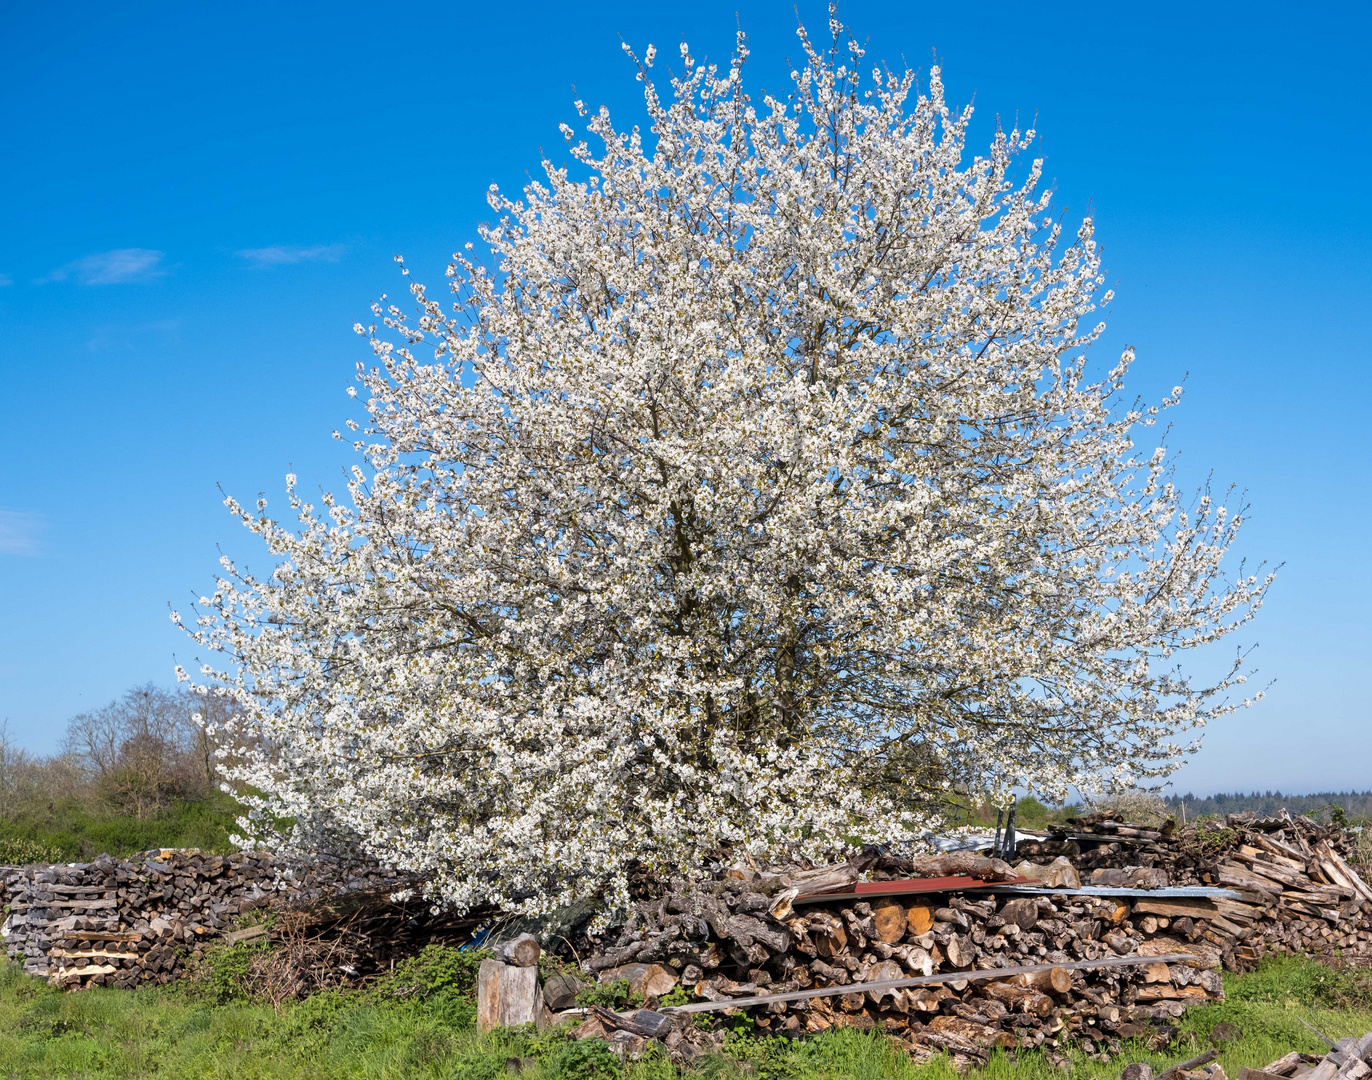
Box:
1015 811 1372 971
572 853 1227 1067
1193 817 1372 969
1 848 412 989
1016 815 1191 880
2 850 278 987
567 817 1372 1065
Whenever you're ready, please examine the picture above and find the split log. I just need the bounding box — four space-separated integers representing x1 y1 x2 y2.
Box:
864 960 905 1006
929 1014 1018 1048
1255 1052 1303 1077
543 973 586 1011
495 933 541 968
981 981 1054 1018
1157 1050 1219 1080
1132 898 1222 920
600 962 678 998
871 902 907 943
811 917 847 957
909 853 1017 882
1011 856 1081 889
1017 965 1072 996
998 897 1039 930
945 934 974 969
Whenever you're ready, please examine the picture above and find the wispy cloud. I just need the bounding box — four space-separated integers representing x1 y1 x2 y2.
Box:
41 249 167 285
237 244 347 268
0 511 44 556
0 273 12 287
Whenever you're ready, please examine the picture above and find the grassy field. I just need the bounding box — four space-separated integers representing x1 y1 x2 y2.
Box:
0 794 240 864
1 949 1370 1080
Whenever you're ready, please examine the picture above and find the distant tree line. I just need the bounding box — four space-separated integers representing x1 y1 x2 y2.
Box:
0 684 242 861
1166 791 1372 822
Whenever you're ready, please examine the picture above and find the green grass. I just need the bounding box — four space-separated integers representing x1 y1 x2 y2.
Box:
0 793 240 862
1 952 1369 1080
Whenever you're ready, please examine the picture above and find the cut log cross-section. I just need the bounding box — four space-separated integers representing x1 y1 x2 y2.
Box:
870 902 907 944
905 904 935 936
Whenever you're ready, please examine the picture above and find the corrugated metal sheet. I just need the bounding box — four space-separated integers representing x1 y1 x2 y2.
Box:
986 884 1241 900
797 879 1241 903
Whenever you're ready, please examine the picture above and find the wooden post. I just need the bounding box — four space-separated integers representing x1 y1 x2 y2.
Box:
477 960 547 1034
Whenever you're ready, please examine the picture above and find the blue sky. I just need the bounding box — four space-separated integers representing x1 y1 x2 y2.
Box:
1 0 1368 796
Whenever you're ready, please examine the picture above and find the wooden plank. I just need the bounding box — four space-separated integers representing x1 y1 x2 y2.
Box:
662 952 1201 1015
1232 853 1310 887
1239 845 1307 874
54 931 142 943
1217 865 1284 896
1214 899 1260 923
50 963 119 982
1317 844 1372 905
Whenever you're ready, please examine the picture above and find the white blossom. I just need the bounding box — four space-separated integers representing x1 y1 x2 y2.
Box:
179 17 1273 920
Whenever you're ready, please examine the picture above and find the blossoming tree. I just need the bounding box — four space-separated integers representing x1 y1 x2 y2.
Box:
180 19 1272 916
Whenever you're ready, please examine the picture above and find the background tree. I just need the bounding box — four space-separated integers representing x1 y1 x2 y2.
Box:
0 721 35 820
62 683 214 818
183 17 1273 917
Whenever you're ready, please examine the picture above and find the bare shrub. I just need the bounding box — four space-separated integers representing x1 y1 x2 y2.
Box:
1091 787 1172 826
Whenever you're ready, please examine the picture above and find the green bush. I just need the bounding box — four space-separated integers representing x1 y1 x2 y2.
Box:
554 1036 624 1080
0 792 240 862
194 935 273 1004
575 978 641 1009
1014 796 1055 828
0 836 63 865
371 945 490 1005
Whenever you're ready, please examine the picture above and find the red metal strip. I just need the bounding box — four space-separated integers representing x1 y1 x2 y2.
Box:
797 875 1033 903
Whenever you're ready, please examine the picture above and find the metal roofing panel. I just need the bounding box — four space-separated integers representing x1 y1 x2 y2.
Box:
795 879 1240 903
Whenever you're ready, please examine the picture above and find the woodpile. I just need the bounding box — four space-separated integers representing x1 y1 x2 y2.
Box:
1 848 418 990
2 851 276 987
569 852 1226 1067
564 814 1372 1066
1017 810 1372 971
241 891 494 1004
5 800 1371 1033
